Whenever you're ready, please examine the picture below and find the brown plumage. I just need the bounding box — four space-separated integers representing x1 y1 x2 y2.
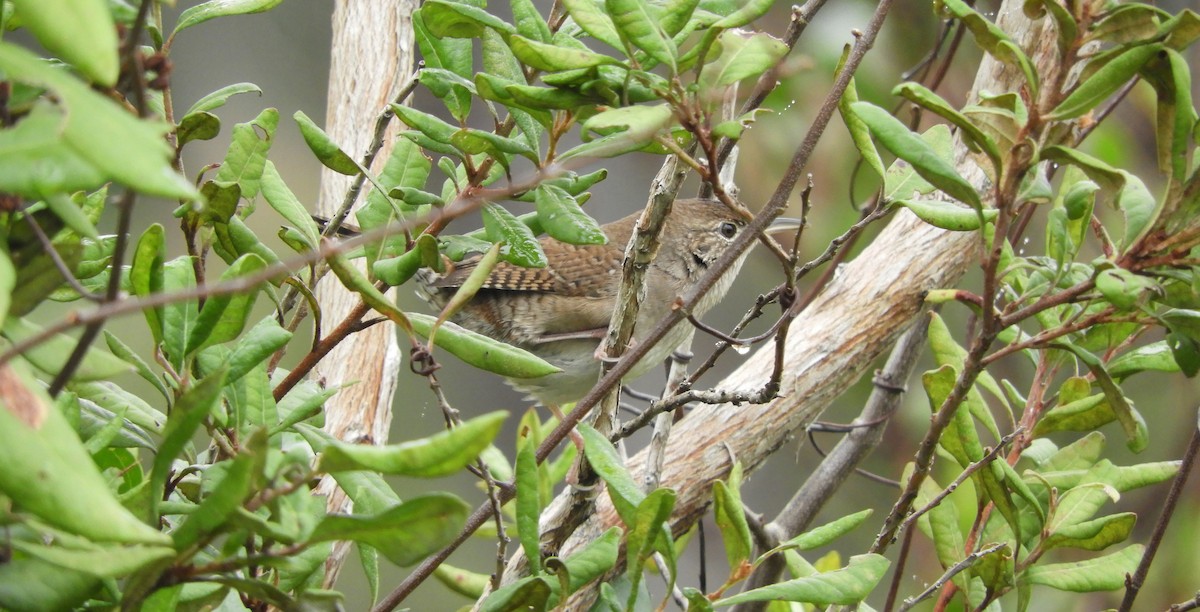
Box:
419 198 754 405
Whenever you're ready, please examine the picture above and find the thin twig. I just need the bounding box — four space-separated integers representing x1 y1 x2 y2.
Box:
20 206 104 301
884 520 918 611
1117 406 1200 612
897 542 1010 612
1170 592 1200 612
898 428 1023 537
48 190 136 396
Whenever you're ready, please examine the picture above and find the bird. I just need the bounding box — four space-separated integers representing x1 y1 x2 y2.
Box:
417 198 774 407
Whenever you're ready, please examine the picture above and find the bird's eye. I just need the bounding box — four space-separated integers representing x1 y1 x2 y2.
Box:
718 221 738 239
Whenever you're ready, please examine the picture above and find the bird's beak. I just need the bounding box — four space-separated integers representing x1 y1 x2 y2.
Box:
766 217 803 234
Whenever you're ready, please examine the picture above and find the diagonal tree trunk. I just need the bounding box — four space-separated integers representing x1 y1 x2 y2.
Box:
494 1 1063 607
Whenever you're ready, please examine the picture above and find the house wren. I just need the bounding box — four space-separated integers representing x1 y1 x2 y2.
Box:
419 198 760 406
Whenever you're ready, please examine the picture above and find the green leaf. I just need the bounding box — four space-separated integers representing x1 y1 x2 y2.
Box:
294 110 360 175
71 380 165 436
509 34 620 71
11 540 173 579
0 45 197 199
1040 146 1126 194
150 370 228 521
927 312 1001 440
212 217 282 273
912 468 968 573
483 203 548 268
1062 179 1099 249
607 0 677 71
562 0 624 50
895 199 997 231
1108 341 1181 378
218 347 276 437
1038 431 1106 471
214 107 278 199
420 0 517 38
712 464 752 570
318 411 507 476
579 103 674 147
1035 393 1114 436
1051 342 1149 452
556 527 621 597
534 184 607 245
515 442 543 575
481 576 553 612
1025 0 1077 57
129 225 166 347
1050 43 1162 120
711 0 775 28
177 111 219 146
196 180 240 225
355 136 432 266
408 312 562 379
414 12 473 121
11 0 118 85
104 330 172 401
261 160 322 249
1167 333 1200 378
1047 476 1120 535
186 253 269 354
937 0 1030 74
184 82 264 116
1044 512 1135 551
510 0 552 42
683 588 715 612
225 317 292 384
715 554 890 606
434 563 490 599
43 192 99 240
1021 544 1143 591
171 429 268 551
372 249 422 287
309 493 470 566
419 76 473 125
883 124 952 200
0 361 170 546
1114 171 1159 249
852 102 981 209
450 128 538 163
1161 9 1200 50
579 423 643 525
3 317 131 382
0 555 100 611
501 81 598 111
0 249 12 323
836 47 884 180
1095 268 1158 311
625 488 676 608
172 0 284 37
766 509 874 555
699 31 788 88
893 82 1002 171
